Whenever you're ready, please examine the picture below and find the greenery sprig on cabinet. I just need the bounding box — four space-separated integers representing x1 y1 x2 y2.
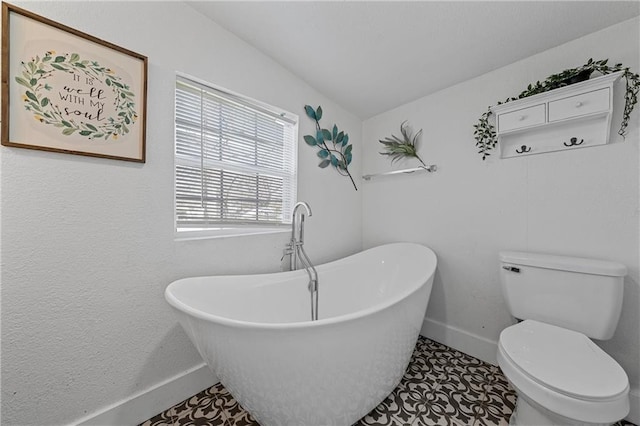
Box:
303 105 357 190
474 59 640 160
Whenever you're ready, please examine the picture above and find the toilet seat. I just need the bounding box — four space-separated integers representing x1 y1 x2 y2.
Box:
498 320 630 423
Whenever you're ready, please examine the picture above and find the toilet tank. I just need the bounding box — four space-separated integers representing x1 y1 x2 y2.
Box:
499 251 627 340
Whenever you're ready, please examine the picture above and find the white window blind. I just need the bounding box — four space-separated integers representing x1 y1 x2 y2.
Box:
175 76 297 232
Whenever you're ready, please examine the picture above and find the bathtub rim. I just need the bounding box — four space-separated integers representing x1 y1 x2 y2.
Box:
165 242 437 330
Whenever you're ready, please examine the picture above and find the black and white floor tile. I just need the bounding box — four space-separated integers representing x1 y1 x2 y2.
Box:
140 337 636 426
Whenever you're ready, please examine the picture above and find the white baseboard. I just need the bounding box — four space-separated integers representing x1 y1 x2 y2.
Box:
69 331 638 426
420 317 640 424
420 317 499 365
74 364 217 426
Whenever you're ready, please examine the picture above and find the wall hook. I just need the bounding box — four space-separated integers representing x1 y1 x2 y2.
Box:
515 145 532 154
563 137 584 147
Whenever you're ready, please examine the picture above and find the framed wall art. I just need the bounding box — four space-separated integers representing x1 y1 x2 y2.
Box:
1 3 147 162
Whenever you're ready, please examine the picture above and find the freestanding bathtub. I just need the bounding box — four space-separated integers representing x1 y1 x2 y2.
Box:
165 242 437 426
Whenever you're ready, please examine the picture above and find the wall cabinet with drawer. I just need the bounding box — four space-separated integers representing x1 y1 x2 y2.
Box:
491 72 623 158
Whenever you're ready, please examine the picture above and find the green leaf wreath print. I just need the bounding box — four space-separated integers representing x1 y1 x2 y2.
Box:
15 51 138 141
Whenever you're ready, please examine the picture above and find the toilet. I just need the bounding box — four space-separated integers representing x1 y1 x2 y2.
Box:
497 251 630 426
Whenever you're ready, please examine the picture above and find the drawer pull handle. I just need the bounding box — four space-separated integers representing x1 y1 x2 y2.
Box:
563 137 584 147
575 101 583 107
518 115 526 121
516 145 532 154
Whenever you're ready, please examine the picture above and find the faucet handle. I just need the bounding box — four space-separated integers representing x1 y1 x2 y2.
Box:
281 244 293 261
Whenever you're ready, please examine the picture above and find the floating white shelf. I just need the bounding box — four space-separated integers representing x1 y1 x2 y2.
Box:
491 71 624 158
363 165 437 181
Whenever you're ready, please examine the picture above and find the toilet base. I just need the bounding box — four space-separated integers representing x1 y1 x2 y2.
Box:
510 395 613 426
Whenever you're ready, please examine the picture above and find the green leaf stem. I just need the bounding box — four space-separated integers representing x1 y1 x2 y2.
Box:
302 104 357 191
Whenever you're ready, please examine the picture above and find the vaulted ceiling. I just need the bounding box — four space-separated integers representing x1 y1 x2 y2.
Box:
189 1 640 119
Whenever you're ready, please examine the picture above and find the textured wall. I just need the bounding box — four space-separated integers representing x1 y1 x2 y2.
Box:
362 16 639 407
0 2 362 424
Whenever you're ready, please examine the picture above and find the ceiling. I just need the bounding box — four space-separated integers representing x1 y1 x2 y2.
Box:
189 1 640 119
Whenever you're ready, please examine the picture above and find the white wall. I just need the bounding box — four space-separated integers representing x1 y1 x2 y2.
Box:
0 2 362 424
363 16 640 422
2 3 638 425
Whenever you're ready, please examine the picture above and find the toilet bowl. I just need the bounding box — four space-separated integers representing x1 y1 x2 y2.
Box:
497 320 629 425
498 251 629 425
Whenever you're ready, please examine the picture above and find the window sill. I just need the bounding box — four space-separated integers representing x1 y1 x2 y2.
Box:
174 226 289 241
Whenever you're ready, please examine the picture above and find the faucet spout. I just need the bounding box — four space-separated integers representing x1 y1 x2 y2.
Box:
293 201 312 217
291 201 312 249
293 201 313 221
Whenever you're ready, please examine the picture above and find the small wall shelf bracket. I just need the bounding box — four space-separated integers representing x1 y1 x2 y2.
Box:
363 165 437 181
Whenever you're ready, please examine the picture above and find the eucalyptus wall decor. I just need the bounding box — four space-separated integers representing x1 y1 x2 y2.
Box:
303 105 357 190
474 59 640 160
379 121 428 167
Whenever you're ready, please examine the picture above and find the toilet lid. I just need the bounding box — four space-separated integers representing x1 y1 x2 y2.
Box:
500 320 629 400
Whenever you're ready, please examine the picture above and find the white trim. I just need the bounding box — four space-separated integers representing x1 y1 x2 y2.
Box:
69 326 639 425
420 317 499 365
73 364 217 425
175 226 289 241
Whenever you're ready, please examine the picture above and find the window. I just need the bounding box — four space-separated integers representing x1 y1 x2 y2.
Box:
174 75 297 236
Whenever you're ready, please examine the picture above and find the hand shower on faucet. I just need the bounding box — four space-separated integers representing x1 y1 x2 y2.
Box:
286 201 319 321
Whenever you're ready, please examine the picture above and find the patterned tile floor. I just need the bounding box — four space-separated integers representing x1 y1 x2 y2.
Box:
141 337 636 426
